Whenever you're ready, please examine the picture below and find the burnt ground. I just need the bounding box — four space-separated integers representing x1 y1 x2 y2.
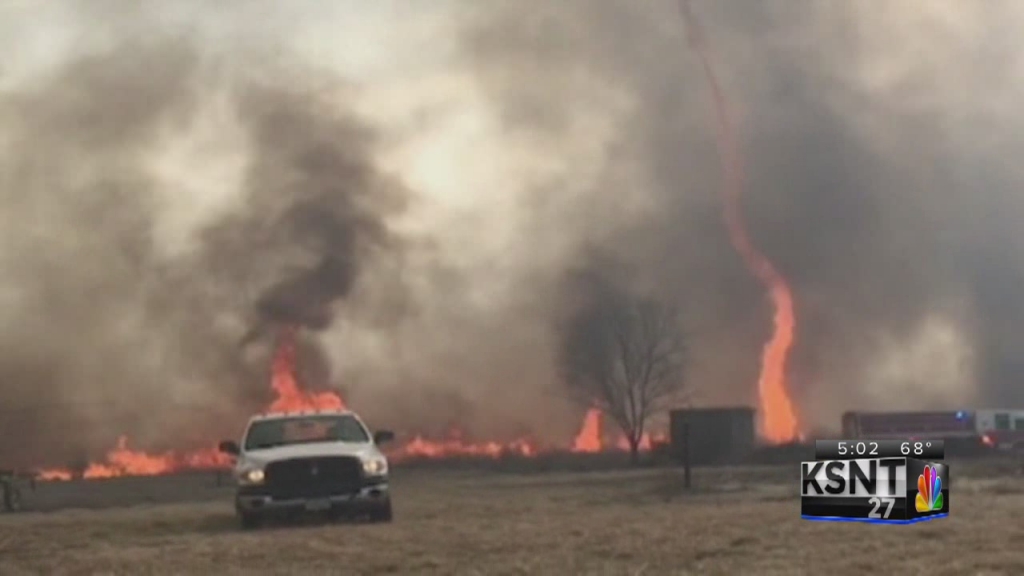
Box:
1 461 1024 575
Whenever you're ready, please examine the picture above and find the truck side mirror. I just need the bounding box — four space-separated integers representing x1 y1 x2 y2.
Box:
218 440 240 455
373 430 395 445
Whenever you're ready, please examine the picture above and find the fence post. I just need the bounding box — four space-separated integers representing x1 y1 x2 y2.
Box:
682 422 692 490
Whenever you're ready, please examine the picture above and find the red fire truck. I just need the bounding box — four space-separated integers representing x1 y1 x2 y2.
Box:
841 409 1024 452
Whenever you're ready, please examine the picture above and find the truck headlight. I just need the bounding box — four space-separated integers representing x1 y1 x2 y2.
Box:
362 458 387 476
239 468 265 485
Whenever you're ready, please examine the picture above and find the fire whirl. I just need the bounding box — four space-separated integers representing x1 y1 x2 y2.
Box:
37 328 662 481
679 0 800 442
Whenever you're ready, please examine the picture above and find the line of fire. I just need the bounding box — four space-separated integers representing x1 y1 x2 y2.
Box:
27 325 674 482
12 321 1024 485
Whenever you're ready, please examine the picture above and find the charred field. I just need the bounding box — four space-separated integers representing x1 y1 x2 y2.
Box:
3 459 1024 575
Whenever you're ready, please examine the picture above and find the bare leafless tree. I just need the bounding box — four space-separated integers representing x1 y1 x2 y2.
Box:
560 278 687 464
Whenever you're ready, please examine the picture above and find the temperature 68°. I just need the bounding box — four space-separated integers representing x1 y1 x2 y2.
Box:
899 440 945 459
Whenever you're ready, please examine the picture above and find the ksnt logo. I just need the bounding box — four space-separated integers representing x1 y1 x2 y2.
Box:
800 458 949 524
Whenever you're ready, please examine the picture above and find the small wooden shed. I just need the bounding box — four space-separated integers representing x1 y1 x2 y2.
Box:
669 407 756 465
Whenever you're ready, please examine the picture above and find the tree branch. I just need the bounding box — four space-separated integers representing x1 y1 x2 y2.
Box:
558 276 688 458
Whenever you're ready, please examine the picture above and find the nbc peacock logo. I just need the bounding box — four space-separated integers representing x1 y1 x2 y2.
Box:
915 465 944 512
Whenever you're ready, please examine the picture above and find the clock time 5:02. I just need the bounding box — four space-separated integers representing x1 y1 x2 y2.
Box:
814 439 945 460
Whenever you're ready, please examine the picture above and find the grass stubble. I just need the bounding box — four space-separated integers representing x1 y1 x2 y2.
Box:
2 462 1023 575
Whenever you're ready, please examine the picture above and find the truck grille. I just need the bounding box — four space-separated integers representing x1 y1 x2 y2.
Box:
264 456 362 500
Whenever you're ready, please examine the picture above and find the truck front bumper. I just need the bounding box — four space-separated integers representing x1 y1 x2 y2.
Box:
235 481 389 517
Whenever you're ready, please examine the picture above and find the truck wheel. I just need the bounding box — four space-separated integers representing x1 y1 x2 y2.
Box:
370 500 392 523
239 512 262 530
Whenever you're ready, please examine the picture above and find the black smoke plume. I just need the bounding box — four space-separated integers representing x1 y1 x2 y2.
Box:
0 31 407 467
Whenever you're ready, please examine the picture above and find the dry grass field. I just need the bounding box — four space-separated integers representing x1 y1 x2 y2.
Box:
2 462 1024 575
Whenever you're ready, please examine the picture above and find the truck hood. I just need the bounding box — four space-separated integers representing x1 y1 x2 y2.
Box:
237 442 382 469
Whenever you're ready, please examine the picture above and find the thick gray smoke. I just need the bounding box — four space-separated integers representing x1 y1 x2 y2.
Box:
461 0 1024 427
3 1 1024 468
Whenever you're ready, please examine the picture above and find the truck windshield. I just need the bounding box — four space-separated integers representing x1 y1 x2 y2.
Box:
243 414 370 451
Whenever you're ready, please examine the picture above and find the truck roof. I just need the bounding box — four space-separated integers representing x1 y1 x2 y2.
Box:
841 410 976 438
249 409 354 422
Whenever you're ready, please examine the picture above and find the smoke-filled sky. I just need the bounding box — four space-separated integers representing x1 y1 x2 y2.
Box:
2 0 1024 466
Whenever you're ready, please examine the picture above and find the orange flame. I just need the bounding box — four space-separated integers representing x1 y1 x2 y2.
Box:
267 327 346 413
616 434 653 452
391 435 538 460
569 408 661 453
37 469 72 481
679 0 799 443
572 408 604 453
38 436 231 480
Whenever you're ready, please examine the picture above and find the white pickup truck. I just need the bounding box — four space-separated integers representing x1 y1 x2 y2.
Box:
218 409 395 529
